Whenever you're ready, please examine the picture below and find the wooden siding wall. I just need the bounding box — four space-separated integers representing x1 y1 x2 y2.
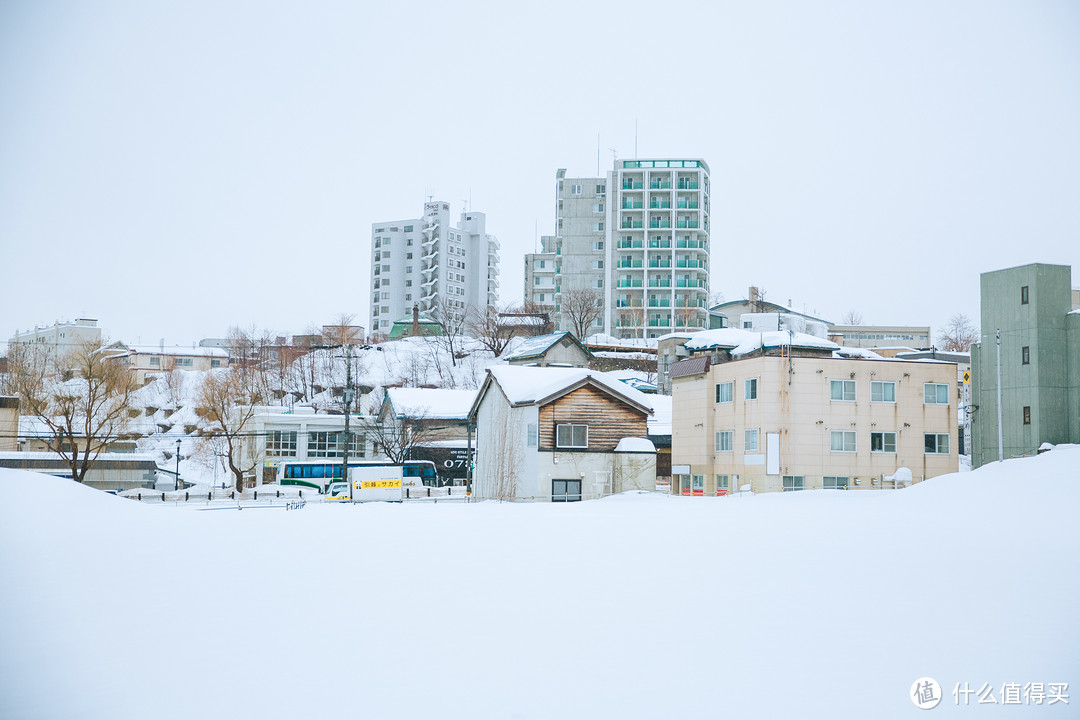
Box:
538 386 648 452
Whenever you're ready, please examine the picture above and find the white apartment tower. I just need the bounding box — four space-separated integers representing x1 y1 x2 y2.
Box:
370 201 500 337
525 159 711 339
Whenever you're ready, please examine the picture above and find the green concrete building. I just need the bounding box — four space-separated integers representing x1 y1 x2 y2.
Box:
971 263 1080 468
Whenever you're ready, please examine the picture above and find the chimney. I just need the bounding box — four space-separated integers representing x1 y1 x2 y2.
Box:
412 304 420 336
748 286 759 312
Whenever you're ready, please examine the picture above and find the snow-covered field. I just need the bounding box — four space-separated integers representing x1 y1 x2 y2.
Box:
1 448 1077 719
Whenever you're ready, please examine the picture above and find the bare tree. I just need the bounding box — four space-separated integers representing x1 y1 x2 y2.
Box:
7 339 136 483
429 298 471 368
937 313 978 352
469 303 517 356
561 288 604 339
519 300 555 335
195 368 264 492
353 409 438 464
841 309 864 325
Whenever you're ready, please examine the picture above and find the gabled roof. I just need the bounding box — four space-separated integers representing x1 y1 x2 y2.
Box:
468 366 653 420
500 331 591 361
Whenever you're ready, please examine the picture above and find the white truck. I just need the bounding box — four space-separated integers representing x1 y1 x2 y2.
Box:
325 463 427 502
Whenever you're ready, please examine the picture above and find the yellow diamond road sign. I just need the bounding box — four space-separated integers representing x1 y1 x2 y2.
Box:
962 370 971 384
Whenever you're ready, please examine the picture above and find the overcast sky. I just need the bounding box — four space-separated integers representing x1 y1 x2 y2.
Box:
2 0 1078 349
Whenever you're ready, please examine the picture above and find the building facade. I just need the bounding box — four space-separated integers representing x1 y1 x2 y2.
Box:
526 159 711 340
970 263 1080 468
370 201 500 337
670 343 958 494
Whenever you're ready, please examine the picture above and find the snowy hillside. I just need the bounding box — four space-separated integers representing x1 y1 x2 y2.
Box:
1 447 1077 718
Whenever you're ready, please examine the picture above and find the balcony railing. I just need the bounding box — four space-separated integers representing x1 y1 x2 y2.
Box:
617 260 643 269
622 181 644 190
677 181 699 190
649 279 672 288
677 218 699 229
649 239 671 249
648 299 671 308
677 199 699 209
649 200 671 209
649 180 672 189
622 199 643 209
617 278 643 288
617 239 643 249
649 219 671 229
649 259 671 268
621 219 644 229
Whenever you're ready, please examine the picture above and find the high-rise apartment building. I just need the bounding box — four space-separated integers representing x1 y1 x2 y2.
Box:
525 159 711 339
370 201 500 337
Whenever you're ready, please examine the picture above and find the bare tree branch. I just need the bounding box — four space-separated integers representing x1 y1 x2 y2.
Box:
561 288 604 339
937 313 978 352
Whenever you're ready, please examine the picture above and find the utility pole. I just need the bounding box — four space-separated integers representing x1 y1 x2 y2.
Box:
341 344 355 500
996 329 1003 462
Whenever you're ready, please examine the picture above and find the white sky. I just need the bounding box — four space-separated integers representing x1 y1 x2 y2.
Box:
2 1 1079 348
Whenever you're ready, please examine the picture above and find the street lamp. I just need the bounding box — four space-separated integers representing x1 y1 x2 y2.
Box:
175 438 181 491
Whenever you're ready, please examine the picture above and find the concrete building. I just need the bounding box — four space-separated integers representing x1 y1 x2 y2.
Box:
971 263 1080 468
0 452 163 491
6 319 102 368
710 288 830 330
0 396 18 451
828 325 931 349
523 236 558 315
243 407 373 486
104 344 229 384
468 367 656 501
370 201 500 338
670 329 958 494
525 159 711 340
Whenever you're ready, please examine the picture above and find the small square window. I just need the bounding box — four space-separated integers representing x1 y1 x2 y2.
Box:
745 378 757 400
744 429 759 452
830 379 856 402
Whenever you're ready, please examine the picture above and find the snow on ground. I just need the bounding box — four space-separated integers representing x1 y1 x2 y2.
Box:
1 447 1078 719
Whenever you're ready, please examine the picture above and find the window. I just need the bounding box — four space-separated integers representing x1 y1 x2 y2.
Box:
925 433 950 454
174 357 193 367
592 260 604 269
403 225 413 232
381 292 390 300
596 184 606 196
745 378 758 400
692 475 704 493
744 429 759 452
556 424 588 448
823 476 848 490
870 381 896 403
830 379 856 402
715 475 729 492
406 267 413 273
571 183 582 195
552 479 581 502
593 203 604 213
1021 285 1029 304
782 475 804 491
830 430 857 452
924 383 950 404
149 356 160 366
266 430 298 457
715 381 733 403
715 430 733 452
593 222 604 232
1022 346 1030 365
870 431 897 453
211 359 221 368
593 241 604 251
527 423 538 447
1023 406 1031 425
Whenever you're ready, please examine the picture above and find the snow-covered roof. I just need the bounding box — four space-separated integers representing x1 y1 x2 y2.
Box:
614 437 656 453
129 346 228 358
684 328 838 356
655 331 701 342
385 388 477 420
617 377 658 393
584 333 658 350
833 347 884 359
478 366 653 415
501 332 587 361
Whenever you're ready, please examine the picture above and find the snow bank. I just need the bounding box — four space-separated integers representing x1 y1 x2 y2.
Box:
2 447 1078 719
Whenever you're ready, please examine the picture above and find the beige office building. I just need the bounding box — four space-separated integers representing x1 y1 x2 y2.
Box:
671 343 958 494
